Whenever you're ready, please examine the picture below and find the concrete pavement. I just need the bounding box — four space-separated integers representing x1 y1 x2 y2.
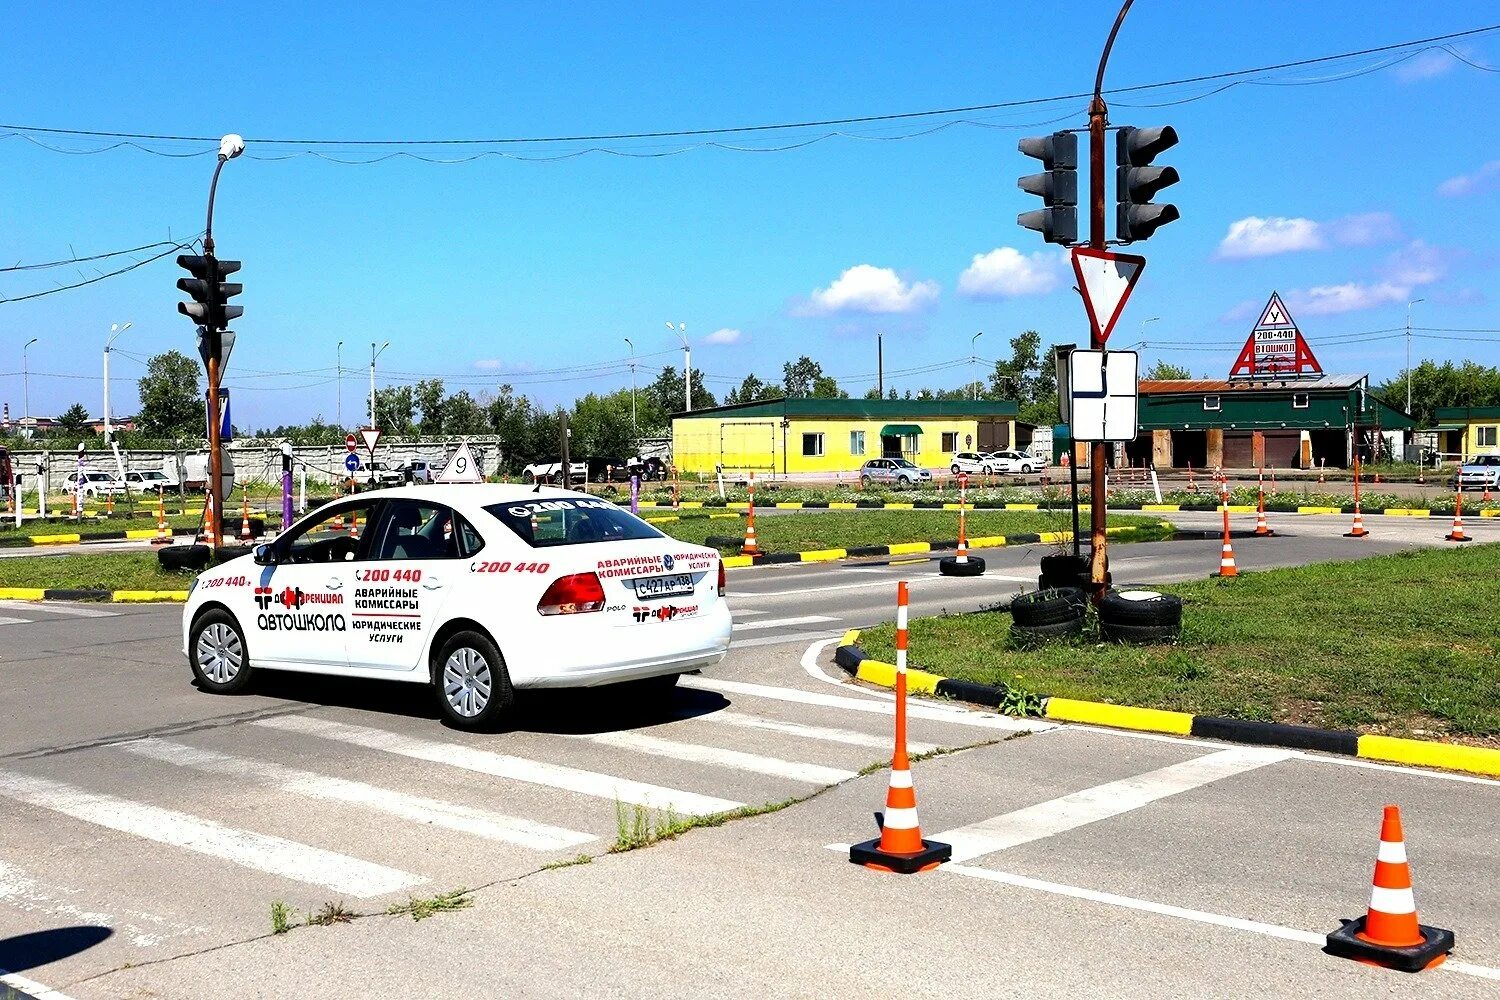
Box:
1 520 1497 998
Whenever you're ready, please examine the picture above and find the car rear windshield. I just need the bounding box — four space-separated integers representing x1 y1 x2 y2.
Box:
483 497 665 548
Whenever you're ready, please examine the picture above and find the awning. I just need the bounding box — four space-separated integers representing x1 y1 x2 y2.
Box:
879 424 923 437
1433 424 1466 431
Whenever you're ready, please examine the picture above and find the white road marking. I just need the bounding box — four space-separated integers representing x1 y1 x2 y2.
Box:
733 614 838 632
691 710 938 754
0 601 119 618
253 716 743 816
728 608 768 617
683 676 1050 733
0 860 209 948
730 631 844 649
0 770 421 898
0 616 31 626
561 730 855 785
932 747 1295 863
121 738 595 851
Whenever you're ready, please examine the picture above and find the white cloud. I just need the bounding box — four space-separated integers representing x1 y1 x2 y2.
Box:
800 264 939 315
1217 212 1403 259
1217 216 1324 258
1394 49 1458 82
702 328 742 345
1383 239 1449 287
1285 240 1451 316
956 247 1064 298
1437 160 1500 198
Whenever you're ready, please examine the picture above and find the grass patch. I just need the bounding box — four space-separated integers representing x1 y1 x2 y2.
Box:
0 552 198 592
386 888 473 921
858 545 1500 742
304 901 355 927
656 509 1167 553
270 900 293 935
608 797 803 854
541 853 594 871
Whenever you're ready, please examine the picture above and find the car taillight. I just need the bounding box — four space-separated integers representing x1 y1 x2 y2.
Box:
717 560 726 597
537 573 606 616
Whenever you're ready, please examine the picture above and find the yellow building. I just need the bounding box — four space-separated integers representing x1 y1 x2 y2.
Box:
671 398 1020 476
1434 406 1500 459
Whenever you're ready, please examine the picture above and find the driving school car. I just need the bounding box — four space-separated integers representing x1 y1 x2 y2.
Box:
181 484 731 729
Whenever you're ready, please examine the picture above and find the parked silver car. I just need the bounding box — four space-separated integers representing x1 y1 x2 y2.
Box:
1454 455 1500 490
859 458 933 488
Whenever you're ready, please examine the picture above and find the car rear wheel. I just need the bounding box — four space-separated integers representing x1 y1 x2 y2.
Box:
860 475 872 488
189 609 254 694
433 629 515 730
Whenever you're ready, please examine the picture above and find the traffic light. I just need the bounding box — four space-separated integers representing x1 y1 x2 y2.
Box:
176 255 242 330
1116 125 1179 243
1017 131 1078 245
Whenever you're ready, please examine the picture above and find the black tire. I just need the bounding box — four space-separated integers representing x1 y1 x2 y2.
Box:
1099 590 1183 627
1100 620 1182 645
1010 587 1087 627
860 475 872 488
1040 553 1088 579
523 471 537 484
939 555 986 577
188 608 254 694
158 544 212 572
1010 617 1083 647
951 464 961 475
432 629 516 730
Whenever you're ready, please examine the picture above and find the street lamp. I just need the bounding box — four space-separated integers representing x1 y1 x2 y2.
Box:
198 133 244 555
1406 299 1424 416
623 337 637 436
22 337 39 428
666 321 689 412
337 340 344 429
970 331 984 400
369 341 390 428
103 322 132 442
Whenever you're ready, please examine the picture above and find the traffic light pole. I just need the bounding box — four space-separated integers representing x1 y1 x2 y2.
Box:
201 155 231 557
1084 0 1134 597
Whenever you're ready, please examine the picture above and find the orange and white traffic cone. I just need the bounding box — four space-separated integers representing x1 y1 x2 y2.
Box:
239 495 252 542
1445 491 1470 542
956 474 969 563
850 581 951 874
1485 482 1494 504
151 497 171 545
1326 804 1454 972
1254 473 1274 537
347 508 359 539
334 509 345 532
740 471 760 556
941 474 984 576
200 493 217 548
1187 462 1198 494
105 492 114 517
1345 506 1369 538
1318 460 1326 485
1216 506 1238 578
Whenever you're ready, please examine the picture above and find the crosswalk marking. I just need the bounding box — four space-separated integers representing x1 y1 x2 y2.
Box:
0 616 30 626
0 860 209 949
253 716 744 816
730 631 844 649
562 730 856 785
688 709 938 754
0 601 119 618
684 677 1049 732
931 747 1294 863
121 738 596 852
0 770 422 898
732 615 838 633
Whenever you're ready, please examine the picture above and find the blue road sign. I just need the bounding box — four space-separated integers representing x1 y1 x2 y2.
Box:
345 454 361 473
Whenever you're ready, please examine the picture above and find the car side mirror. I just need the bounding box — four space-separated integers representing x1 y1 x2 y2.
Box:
253 543 277 566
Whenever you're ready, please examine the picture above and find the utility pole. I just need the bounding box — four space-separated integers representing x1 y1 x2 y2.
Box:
1083 0 1135 595
369 341 390 428
971 331 984 400
103 322 131 442
624 337 637 436
667 322 689 412
22 338 37 428
1406 298 1424 416
877 333 884 398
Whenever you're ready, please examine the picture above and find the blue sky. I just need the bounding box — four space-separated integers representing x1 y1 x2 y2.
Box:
2 2 1497 429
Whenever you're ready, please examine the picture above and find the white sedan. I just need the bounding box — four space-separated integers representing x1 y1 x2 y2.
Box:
986 450 1045 474
182 484 731 729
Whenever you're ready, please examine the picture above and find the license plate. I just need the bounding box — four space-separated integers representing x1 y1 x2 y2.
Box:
631 573 694 600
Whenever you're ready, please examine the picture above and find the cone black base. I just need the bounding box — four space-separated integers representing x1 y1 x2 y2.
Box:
1344 531 1369 538
1325 916 1455 973
939 555 985 577
1446 535 1471 542
849 837 952 874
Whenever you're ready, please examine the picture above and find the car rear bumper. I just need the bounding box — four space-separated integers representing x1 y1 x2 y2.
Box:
511 606 732 689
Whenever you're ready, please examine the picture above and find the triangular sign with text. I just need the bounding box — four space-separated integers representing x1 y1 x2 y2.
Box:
435 441 483 483
1229 291 1323 379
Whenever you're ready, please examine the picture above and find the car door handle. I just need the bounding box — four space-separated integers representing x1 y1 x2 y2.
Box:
326 578 343 590
422 577 442 590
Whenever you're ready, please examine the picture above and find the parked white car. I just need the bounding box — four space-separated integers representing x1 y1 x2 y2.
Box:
124 470 175 494
523 461 588 485
986 450 1045 474
181 485 731 729
65 471 129 498
948 452 996 475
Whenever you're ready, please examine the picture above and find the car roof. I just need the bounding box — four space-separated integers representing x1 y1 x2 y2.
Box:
338 483 621 509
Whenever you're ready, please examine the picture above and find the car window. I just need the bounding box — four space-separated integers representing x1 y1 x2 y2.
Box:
282 502 379 564
368 500 463 561
484 497 664 549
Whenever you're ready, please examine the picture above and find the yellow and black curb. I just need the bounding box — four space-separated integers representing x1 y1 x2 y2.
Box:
0 586 189 603
721 523 1161 569
833 630 1500 779
0 528 166 548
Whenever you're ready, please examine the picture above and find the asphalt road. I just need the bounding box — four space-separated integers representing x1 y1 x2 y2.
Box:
1 516 1497 999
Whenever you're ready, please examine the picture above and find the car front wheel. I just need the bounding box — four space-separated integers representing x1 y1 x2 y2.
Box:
433 629 515 730
951 464 961 474
190 608 254 694
860 475 872 487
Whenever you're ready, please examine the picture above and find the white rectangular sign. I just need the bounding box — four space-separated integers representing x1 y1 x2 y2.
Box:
1068 350 1139 443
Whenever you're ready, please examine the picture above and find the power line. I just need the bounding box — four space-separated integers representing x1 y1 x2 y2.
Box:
2 24 1494 148
0 237 193 273
0 235 202 305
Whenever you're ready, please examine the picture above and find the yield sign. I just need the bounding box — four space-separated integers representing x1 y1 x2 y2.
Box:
359 427 381 456
1071 247 1146 344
